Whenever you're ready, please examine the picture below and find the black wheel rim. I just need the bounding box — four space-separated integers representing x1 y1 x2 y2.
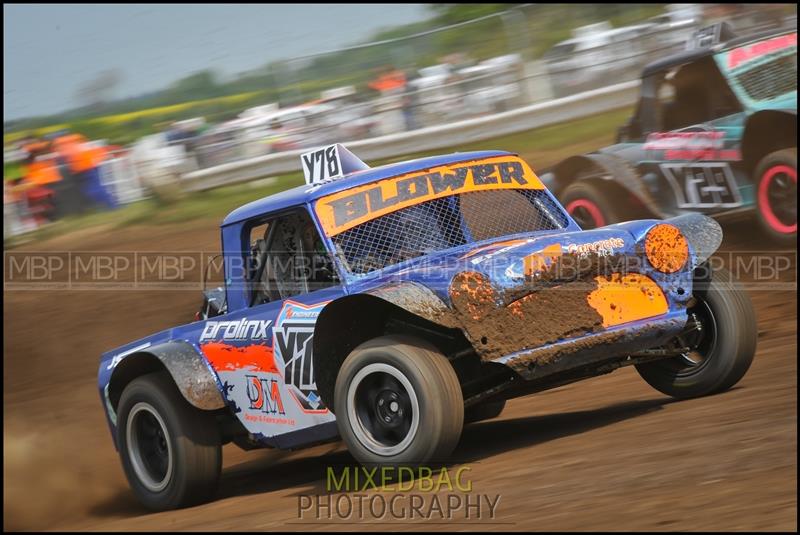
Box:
657 297 718 376
766 169 797 227
570 205 600 229
136 412 169 478
355 372 412 446
127 402 173 491
347 363 419 456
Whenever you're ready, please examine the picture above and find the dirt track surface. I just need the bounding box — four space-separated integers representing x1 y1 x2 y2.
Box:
3 217 797 531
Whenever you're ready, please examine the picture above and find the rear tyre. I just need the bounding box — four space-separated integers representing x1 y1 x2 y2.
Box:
755 148 797 243
635 266 757 399
465 399 506 424
334 335 464 466
561 180 622 229
117 371 222 511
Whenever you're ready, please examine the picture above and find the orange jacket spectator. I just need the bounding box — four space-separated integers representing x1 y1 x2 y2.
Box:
52 134 92 172
72 145 96 172
23 140 48 155
87 144 109 168
369 69 406 92
25 158 63 185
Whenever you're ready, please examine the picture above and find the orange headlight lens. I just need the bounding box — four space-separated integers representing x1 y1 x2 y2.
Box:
645 224 689 273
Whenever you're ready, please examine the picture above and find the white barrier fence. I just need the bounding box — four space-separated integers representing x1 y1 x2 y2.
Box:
99 151 148 205
180 80 640 192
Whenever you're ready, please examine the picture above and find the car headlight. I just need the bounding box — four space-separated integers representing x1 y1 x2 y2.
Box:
645 224 689 273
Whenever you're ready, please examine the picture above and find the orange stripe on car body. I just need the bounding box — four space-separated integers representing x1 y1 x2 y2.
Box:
587 273 669 328
200 342 280 374
522 243 564 276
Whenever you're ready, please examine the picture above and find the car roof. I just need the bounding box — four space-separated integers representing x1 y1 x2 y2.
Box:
221 149 512 226
641 26 796 77
641 47 715 77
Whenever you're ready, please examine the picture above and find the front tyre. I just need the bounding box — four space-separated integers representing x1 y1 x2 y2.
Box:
117 371 221 511
635 267 757 399
334 335 464 467
755 148 797 243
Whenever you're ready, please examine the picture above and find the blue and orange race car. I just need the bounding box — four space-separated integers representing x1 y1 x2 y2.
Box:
98 145 756 510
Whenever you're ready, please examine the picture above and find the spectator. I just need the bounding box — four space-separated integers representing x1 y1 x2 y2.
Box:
81 142 117 209
401 79 419 132
368 65 407 93
22 140 62 222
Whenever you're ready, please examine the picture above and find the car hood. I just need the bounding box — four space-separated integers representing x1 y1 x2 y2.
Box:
444 228 634 286
367 225 641 298
750 91 797 112
360 214 722 302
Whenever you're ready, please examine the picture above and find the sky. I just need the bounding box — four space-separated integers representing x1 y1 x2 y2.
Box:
3 3 430 121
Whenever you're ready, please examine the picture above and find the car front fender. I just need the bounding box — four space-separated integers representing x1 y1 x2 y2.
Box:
104 340 226 419
363 282 453 325
609 213 723 270
664 213 724 268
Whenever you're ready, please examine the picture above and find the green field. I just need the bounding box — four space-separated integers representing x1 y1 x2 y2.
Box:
5 105 632 248
3 92 266 145
3 90 279 147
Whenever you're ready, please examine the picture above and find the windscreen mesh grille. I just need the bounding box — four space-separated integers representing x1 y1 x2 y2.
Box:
331 189 569 274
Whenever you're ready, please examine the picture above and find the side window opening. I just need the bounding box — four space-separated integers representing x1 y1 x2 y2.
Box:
638 57 743 136
657 74 680 131
660 58 743 132
248 221 274 305
249 209 339 307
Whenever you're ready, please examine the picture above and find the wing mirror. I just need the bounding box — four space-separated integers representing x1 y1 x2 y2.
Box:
196 254 225 321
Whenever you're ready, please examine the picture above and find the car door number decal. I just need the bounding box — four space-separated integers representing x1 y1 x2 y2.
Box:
660 162 742 209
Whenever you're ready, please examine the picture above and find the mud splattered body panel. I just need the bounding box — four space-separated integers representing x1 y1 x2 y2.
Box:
410 223 694 377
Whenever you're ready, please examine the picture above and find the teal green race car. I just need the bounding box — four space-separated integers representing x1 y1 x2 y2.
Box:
544 24 797 243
